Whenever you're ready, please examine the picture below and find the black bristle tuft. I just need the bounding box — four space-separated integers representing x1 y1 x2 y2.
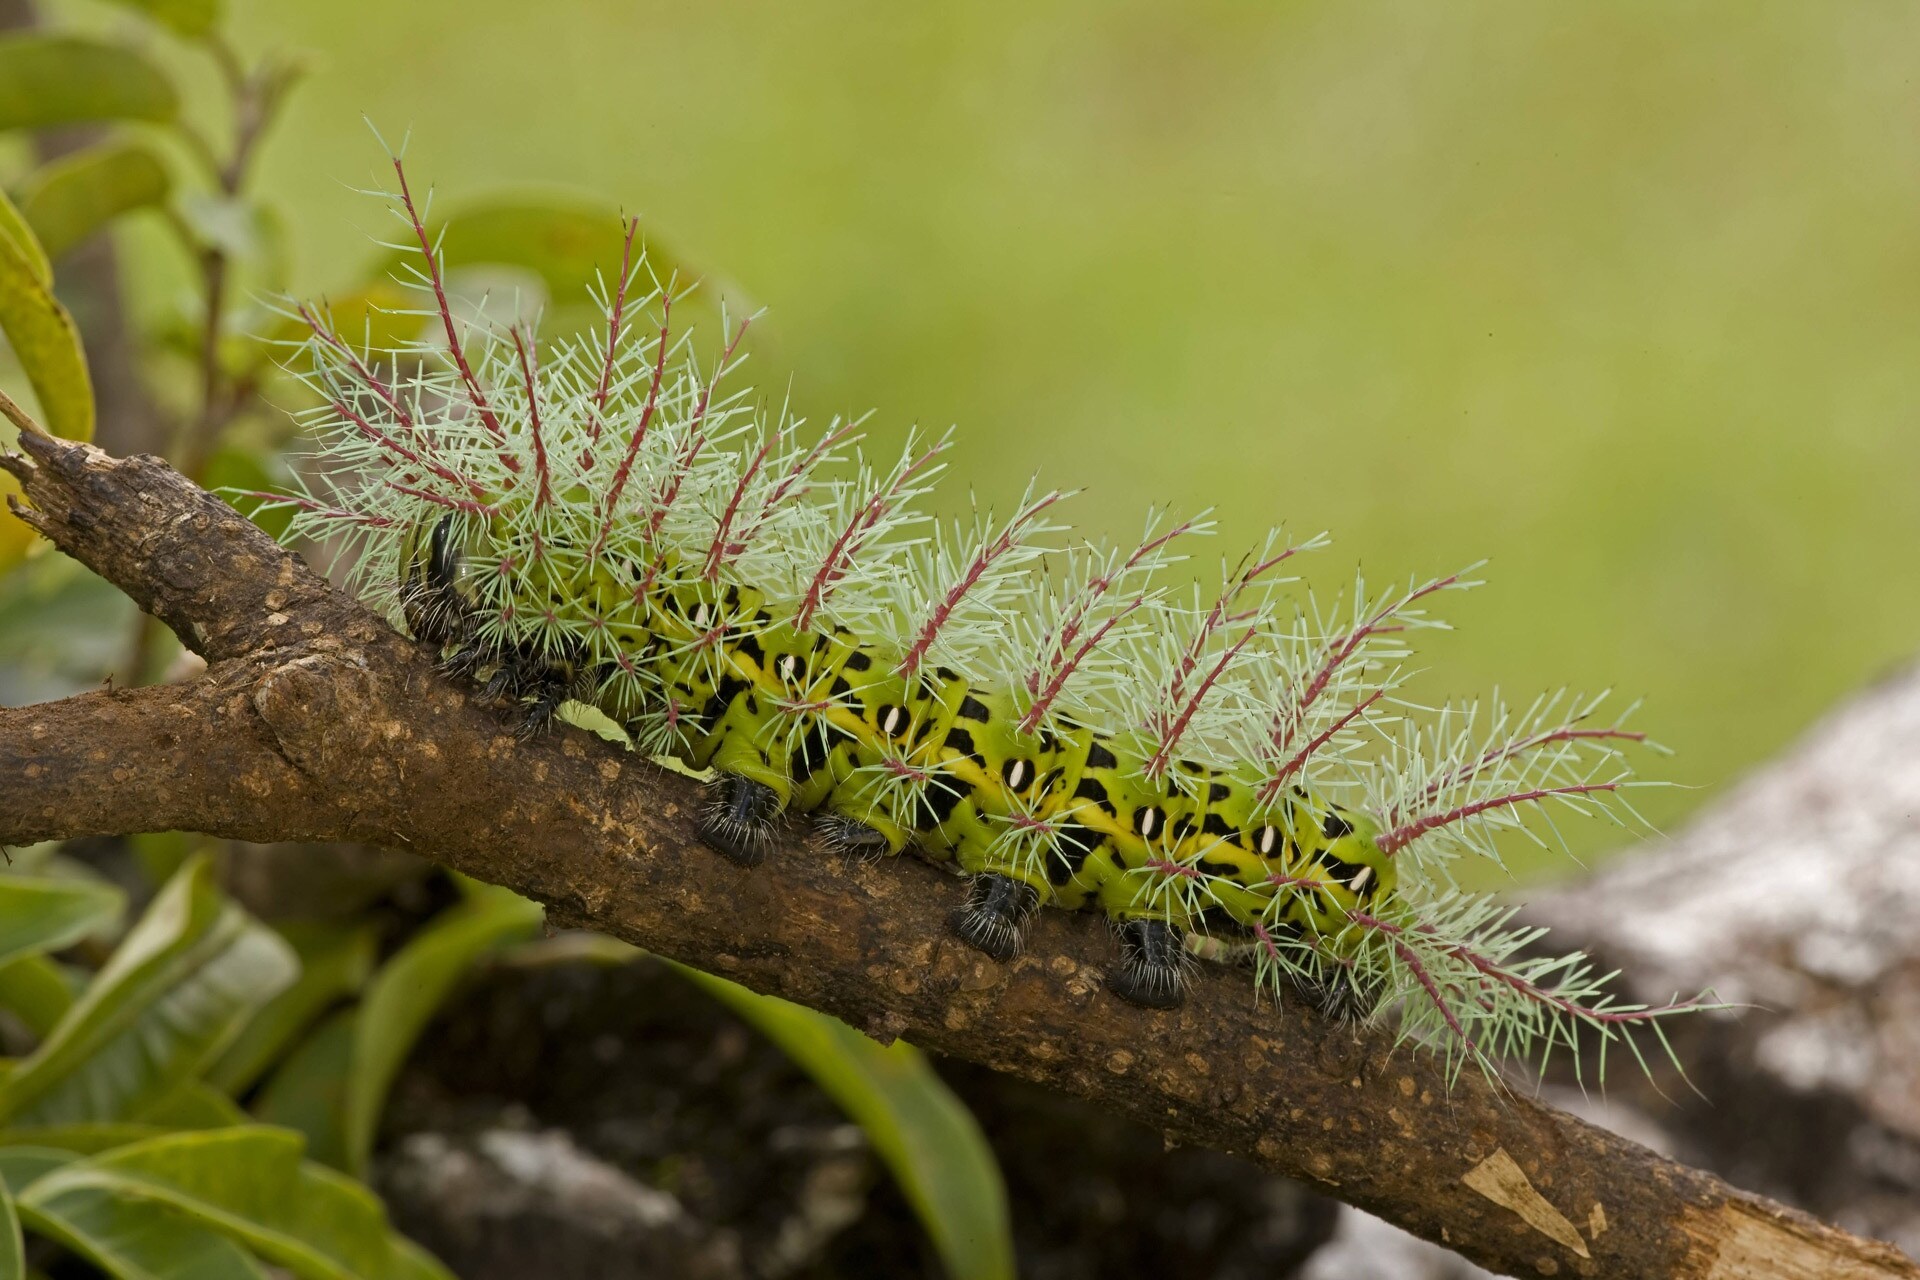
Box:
698 773 783 867
814 814 893 862
950 872 1039 962
1107 918 1190 1010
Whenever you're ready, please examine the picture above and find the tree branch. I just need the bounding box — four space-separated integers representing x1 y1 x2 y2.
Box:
1 431 1911 1280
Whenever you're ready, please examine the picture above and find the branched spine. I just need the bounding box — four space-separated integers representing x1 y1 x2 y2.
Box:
265 158 1714 1085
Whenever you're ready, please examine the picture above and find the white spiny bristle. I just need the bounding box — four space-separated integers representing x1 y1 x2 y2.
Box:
256 156 1711 1084
871 478 1070 678
991 509 1215 735
1361 689 1651 874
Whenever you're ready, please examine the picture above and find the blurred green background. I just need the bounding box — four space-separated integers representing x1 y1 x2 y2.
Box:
38 0 1920 869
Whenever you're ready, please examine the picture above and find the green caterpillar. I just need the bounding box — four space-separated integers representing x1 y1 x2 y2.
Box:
407 521 1396 1007
274 152 1705 1078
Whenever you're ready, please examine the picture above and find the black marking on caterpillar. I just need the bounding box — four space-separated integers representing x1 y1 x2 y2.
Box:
270 155 1715 1082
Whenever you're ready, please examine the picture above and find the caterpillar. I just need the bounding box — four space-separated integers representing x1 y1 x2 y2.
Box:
266 153 1706 1082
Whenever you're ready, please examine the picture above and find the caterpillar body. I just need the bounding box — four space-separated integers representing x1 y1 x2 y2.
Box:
407 512 1396 1009
272 155 1706 1081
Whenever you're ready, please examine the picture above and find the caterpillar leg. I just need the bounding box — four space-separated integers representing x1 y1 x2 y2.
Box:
815 814 894 862
473 653 522 702
403 514 471 647
1257 920 1376 1024
511 656 591 739
513 681 569 738
699 773 783 867
437 635 492 682
401 570 449 646
1107 918 1189 1010
1292 965 1373 1025
950 872 1038 962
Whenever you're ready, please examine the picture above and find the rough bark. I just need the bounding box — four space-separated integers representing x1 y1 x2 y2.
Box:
0 428 1912 1280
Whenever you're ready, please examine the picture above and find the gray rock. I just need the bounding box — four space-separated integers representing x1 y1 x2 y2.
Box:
380 1127 743 1280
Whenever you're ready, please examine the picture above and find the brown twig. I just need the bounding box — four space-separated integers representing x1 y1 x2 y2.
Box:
0 432 1912 1280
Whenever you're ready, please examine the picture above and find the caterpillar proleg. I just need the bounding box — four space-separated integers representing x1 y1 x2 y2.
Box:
267 153 1709 1083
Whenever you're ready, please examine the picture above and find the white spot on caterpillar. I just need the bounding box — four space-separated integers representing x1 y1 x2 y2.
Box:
881 705 904 735
1007 759 1028 790
778 654 798 680
691 602 709 627
1461 1149 1588 1259
1258 826 1277 855
1349 866 1372 892
1139 808 1158 838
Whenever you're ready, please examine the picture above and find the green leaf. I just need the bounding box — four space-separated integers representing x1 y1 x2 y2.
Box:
341 890 541 1174
0 868 120 1041
95 0 221 39
21 1192 270 1280
206 923 376 1097
0 174 88 572
555 700 632 747
137 1085 246 1132
0 37 178 131
267 281 419 352
0 1147 71 1195
677 966 1014 1280
1 1146 269 1280
0 957 83 1040
20 1127 449 1280
250 1011 351 1170
365 197 746 352
0 1127 162 1157
498 931 641 970
0 556 135 693
0 876 122 971
0 190 49 287
0 198 93 442
0 859 296 1127
0 1164 23 1280
18 140 171 263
